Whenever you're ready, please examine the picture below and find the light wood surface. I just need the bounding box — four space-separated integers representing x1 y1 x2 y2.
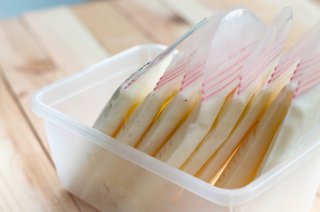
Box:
0 0 319 211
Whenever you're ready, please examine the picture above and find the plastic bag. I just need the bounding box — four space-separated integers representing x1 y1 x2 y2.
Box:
115 15 222 147
93 18 209 137
123 8 265 210
156 9 264 171
216 21 320 188
216 85 294 188
136 17 222 155
195 8 293 182
93 54 172 136
258 22 320 175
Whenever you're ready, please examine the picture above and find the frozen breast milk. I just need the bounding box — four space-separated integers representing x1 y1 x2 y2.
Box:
136 17 222 155
115 15 223 147
258 37 320 175
155 8 264 166
156 46 253 167
93 53 171 137
216 85 294 188
115 52 192 145
216 21 320 188
124 8 266 209
196 75 294 183
195 8 293 181
181 8 292 176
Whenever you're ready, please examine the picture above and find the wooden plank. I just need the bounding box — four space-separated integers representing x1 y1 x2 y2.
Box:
0 3 149 210
0 75 80 211
23 7 109 74
73 1 150 54
156 0 213 25
0 6 110 148
0 19 60 150
0 16 101 212
110 0 190 45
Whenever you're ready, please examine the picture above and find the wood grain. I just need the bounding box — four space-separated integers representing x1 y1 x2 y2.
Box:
0 16 101 212
73 1 150 54
110 0 190 45
0 19 61 151
0 3 150 211
157 0 213 25
23 7 109 74
0 75 80 211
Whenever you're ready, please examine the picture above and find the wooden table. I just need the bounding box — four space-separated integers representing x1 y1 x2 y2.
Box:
1 0 320 211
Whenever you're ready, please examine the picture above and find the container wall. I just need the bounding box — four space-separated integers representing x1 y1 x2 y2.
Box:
235 147 320 212
45 118 320 212
36 45 320 212
45 120 229 212
40 45 166 126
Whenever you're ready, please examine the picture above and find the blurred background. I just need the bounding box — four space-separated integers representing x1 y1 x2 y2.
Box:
0 0 87 18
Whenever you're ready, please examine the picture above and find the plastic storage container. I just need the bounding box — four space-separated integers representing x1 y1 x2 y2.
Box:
32 45 320 212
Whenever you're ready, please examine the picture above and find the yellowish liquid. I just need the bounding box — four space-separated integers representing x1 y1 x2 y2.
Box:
112 101 141 138
133 93 177 148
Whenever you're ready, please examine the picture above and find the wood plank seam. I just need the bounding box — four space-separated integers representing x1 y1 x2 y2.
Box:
0 66 88 212
22 7 109 74
0 15 100 212
73 1 150 54
0 68 53 164
19 18 61 74
19 14 101 212
109 0 190 45
0 70 83 211
156 0 213 25
108 2 162 43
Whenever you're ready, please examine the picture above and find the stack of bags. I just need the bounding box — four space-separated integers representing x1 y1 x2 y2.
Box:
94 7 320 189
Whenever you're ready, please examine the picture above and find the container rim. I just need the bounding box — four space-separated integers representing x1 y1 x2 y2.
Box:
31 44 320 206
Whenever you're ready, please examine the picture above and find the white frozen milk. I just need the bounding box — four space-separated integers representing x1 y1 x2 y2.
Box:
216 85 294 188
93 55 171 136
182 8 292 176
156 8 265 168
116 15 223 147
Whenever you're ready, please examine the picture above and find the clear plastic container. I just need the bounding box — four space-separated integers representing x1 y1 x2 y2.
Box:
32 45 320 212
